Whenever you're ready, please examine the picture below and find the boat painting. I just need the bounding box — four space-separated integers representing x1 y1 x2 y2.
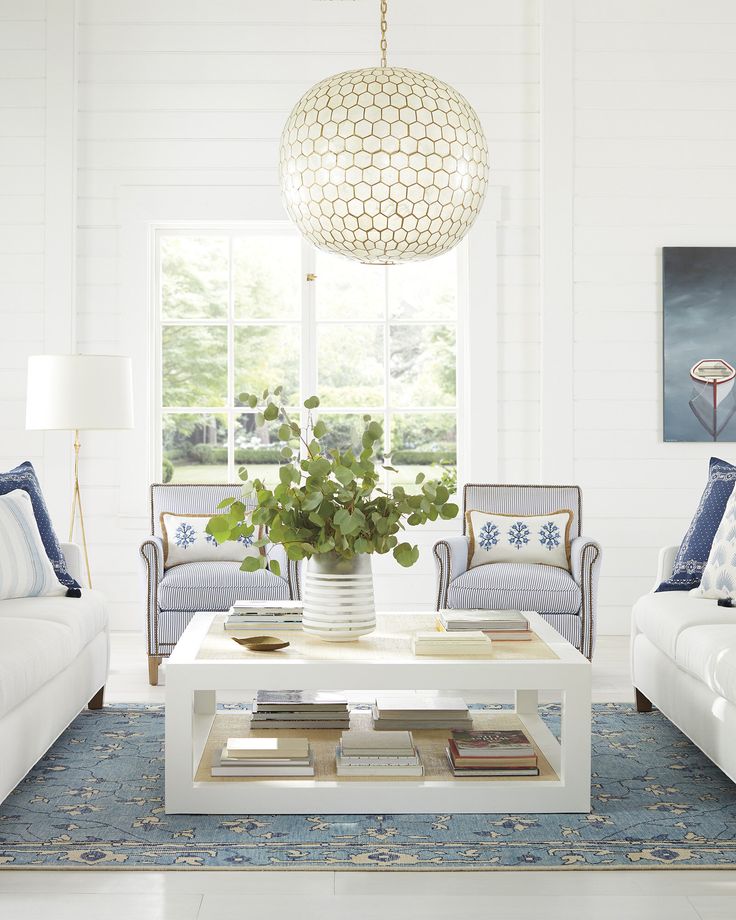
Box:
663 247 736 442
689 358 736 441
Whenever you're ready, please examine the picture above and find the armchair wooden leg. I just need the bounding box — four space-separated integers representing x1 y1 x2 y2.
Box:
635 688 653 713
88 686 104 710
148 656 162 686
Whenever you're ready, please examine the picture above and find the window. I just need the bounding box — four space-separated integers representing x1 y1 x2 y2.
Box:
156 226 459 491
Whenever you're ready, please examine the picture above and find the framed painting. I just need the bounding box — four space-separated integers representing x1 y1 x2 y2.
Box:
663 246 736 442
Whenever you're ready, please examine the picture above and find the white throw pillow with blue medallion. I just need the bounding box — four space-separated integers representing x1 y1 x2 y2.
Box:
466 508 573 572
160 512 262 569
0 489 65 599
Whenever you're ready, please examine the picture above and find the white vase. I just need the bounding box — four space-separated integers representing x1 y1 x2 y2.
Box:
302 552 376 641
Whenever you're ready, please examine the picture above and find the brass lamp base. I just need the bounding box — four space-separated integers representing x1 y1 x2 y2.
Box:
69 429 92 588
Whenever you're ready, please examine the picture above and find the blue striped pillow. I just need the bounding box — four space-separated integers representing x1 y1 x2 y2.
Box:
0 490 65 599
0 461 79 591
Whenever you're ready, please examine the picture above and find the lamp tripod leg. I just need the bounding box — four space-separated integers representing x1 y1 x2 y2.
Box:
69 431 93 589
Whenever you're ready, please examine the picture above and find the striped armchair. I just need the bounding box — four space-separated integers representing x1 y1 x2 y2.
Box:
433 484 601 659
140 483 299 685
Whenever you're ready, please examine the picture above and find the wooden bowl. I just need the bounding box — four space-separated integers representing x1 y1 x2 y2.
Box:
231 635 290 652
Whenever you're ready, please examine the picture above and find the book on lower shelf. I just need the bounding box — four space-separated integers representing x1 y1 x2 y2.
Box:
437 609 532 639
336 729 424 776
250 689 351 730
445 728 540 777
372 694 473 730
211 736 315 776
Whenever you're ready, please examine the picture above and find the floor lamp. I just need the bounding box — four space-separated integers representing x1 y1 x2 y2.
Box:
26 354 134 588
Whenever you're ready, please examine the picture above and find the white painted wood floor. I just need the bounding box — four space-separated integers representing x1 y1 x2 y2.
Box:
1 633 735 920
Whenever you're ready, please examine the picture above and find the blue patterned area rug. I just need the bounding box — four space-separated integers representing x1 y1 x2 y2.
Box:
1 703 736 871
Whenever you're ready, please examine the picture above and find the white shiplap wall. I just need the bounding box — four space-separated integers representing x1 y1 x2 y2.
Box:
4 0 730 638
73 0 541 629
0 0 45 476
572 0 736 633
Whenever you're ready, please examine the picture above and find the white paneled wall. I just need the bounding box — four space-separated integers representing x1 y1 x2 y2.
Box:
572 0 736 633
72 0 541 629
5 0 727 637
0 0 45 473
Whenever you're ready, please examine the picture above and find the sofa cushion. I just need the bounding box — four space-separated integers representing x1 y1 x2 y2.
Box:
0 591 108 719
0 590 107 650
158 561 290 612
675 625 736 707
632 590 736 660
447 563 582 615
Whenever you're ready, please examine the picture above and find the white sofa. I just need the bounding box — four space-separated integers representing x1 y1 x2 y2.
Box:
0 542 109 803
631 544 736 782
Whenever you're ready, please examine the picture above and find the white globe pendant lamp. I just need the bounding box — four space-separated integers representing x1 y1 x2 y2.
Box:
279 0 489 265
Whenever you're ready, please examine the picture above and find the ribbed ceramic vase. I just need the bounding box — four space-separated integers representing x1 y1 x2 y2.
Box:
302 552 376 642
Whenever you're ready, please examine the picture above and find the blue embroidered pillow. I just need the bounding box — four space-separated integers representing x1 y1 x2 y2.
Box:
0 461 80 591
657 456 736 592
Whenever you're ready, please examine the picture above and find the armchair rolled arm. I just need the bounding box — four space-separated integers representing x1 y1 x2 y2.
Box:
570 536 602 661
433 535 470 610
140 537 164 657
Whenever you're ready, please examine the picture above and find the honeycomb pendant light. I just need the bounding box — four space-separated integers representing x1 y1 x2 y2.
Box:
279 0 489 264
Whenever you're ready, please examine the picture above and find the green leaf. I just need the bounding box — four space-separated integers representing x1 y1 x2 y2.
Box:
240 556 262 573
268 558 281 577
302 491 322 511
303 395 320 409
217 497 236 509
312 419 327 438
439 502 459 520
415 472 425 484
333 465 354 486
274 385 283 395
367 420 382 439
280 446 293 459
278 423 292 441
263 402 279 421
393 542 420 568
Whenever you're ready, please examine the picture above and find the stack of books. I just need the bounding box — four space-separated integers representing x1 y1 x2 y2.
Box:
412 630 493 657
438 609 532 641
336 730 423 776
211 736 314 776
372 694 473 730
445 729 539 776
250 690 351 730
225 600 303 631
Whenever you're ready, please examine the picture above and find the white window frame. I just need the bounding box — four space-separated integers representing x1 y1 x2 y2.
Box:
153 221 466 496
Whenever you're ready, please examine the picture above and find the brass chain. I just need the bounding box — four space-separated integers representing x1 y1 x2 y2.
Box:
379 0 388 67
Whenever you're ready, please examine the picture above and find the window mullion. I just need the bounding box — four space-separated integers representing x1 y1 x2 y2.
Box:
227 234 235 480
383 266 391 492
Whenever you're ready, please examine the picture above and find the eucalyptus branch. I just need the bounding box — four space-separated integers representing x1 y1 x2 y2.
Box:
207 387 459 572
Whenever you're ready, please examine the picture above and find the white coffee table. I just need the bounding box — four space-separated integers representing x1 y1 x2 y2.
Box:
165 611 591 815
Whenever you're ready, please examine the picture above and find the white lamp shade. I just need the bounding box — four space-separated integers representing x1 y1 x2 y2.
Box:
26 354 134 431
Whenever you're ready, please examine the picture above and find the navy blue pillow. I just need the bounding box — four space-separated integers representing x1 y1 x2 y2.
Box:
657 456 736 592
0 461 81 591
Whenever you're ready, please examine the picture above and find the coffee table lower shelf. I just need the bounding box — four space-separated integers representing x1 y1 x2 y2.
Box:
168 709 573 815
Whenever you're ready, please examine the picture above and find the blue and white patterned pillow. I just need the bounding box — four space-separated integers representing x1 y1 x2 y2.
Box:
0 490 65 599
160 512 261 568
0 461 79 591
657 456 736 592
466 508 573 571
